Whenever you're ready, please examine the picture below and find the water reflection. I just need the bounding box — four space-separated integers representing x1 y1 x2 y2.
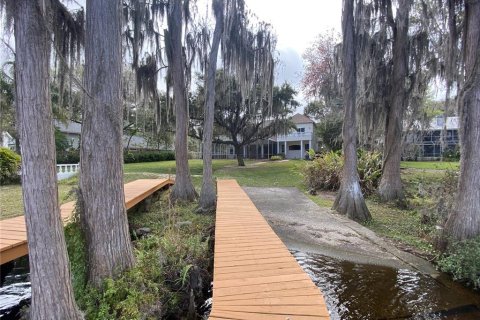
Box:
0 257 30 319
293 250 480 320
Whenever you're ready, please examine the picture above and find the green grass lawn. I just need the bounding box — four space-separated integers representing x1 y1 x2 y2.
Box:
0 158 458 256
401 161 459 170
0 159 305 219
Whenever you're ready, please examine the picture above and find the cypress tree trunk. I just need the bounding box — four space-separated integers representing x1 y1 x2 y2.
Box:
198 0 224 213
445 0 480 241
80 0 135 287
14 1 82 318
234 144 245 166
167 0 197 202
378 0 410 202
333 0 371 222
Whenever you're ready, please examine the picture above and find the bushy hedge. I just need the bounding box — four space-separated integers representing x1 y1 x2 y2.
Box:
124 150 175 163
303 150 382 195
0 147 21 185
270 155 283 161
57 150 80 164
437 236 480 289
56 150 175 164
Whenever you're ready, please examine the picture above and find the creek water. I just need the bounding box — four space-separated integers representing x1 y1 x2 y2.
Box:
0 257 30 319
2 252 480 319
293 250 480 320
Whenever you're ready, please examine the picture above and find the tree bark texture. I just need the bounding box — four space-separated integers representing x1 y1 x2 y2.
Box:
333 0 371 222
378 0 410 202
234 144 245 166
167 0 197 202
198 0 224 213
80 0 135 287
445 0 480 241
14 1 83 318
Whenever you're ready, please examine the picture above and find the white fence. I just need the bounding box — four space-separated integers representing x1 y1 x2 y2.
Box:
57 163 79 180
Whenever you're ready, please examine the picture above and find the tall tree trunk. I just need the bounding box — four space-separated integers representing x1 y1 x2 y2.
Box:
378 0 410 202
440 84 451 160
440 0 457 162
234 144 245 166
167 0 197 202
198 0 224 213
445 0 480 241
14 1 82 318
333 0 371 222
80 0 135 287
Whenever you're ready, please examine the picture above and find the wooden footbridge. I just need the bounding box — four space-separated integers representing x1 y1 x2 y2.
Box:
0 178 174 264
210 180 330 319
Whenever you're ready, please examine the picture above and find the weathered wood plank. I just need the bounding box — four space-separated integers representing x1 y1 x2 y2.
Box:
0 178 174 264
211 180 330 319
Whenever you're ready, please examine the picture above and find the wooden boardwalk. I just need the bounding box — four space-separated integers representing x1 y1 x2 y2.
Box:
0 178 173 264
210 180 330 320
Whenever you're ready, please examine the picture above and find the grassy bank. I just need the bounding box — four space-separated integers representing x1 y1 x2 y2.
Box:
66 190 214 319
0 159 460 258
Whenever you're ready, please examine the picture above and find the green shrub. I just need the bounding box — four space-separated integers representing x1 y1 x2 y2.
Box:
356 150 383 195
443 146 460 161
57 150 80 164
0 147 21 185
437 237 480 289
303 150 382 195
303 151 343 191
270 155 283 161
67 194 213 319
124 151 175 163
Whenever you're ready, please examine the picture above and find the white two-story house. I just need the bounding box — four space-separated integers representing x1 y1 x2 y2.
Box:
274 114 317 159
236 113 317 160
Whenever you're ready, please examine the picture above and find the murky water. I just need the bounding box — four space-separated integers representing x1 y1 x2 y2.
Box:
293 250 480 320
3 252 480 319
0 257 30 319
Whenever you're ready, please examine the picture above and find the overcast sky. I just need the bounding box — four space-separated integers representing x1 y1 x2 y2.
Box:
244 0 341 111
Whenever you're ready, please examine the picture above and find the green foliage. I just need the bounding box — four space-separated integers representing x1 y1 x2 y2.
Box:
124 151 175 163
356 150 383 195
437 237 480 289
443 146 460 161
270 155 283 161
55 128 70 154
57 150 80 164
67 193 213 319
308 148 316 160
0 147 20 185
303 150 382 195
303 151 343 191
316 115 343 151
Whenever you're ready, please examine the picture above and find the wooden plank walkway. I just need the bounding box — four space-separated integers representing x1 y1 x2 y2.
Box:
0 178 174 264
210 180 330 320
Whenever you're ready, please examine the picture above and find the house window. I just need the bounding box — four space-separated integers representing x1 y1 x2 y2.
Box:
296 127 305 133
289 145 301 151
229 148 234 155
281 144 285 153
305 144 309 150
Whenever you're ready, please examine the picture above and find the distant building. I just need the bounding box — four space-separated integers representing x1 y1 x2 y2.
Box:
273 113 317 159
55 120 153 150
1 131 16 151
404 116 459 160
55 120 82 148
197 113 318 160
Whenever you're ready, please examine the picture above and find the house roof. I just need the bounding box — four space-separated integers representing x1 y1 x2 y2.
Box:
291 113 314 124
